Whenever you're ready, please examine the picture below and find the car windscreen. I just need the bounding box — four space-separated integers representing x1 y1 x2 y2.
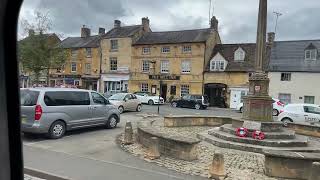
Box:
109 93 126 100
20 89 39 106
44 91 90 106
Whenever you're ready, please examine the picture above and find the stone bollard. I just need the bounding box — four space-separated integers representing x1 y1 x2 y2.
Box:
145 137 160 160
308 162 320 180
208 151 226 180
123 121 133 145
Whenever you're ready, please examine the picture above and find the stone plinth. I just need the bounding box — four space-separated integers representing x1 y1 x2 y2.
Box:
243 95 273 122
145 137 160 160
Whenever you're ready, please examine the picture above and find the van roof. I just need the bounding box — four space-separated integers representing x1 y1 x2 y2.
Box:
21 88 91 92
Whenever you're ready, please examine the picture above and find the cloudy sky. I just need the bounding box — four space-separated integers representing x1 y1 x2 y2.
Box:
18 0 320 43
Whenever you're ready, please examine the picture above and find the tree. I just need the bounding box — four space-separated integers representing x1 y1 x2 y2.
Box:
18 11 66 86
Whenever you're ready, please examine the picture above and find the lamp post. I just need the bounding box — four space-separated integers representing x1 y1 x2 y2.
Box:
158 80 162 114
150 60 160 114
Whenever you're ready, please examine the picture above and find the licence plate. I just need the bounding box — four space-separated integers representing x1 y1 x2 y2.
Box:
21 117 27 123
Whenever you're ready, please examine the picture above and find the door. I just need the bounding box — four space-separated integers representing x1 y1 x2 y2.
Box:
230 90 241 109
90 92 109 124
161 84 167 102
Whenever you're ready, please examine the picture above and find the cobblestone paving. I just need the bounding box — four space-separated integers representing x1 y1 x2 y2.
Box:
24 175 45 180
119 118 279 180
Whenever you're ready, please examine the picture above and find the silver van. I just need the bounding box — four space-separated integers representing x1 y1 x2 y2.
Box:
20 88 120 139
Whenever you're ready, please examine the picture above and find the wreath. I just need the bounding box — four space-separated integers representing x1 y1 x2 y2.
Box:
235 127 248 137
252 130 265 140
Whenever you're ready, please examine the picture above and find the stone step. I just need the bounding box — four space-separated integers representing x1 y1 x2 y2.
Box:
197 131 320 154
208 127 308 147
220 124 296 139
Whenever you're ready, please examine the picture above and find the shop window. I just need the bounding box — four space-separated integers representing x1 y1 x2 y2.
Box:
141 83 149 92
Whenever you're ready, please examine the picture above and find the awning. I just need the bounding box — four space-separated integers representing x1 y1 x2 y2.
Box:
101 74 130 81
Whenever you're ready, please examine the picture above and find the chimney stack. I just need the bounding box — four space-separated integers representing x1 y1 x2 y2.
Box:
267 32 275 45
114 20 121 28
142 17 150 32
98 27 105 35
210 16 219 30
28 29 35 36
81 25 91 38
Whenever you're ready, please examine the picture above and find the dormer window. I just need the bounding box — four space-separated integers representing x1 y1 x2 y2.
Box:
305 43 317 60
234 47 245 61
210 53 227 71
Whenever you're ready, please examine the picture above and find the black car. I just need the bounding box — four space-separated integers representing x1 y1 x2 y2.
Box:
171 95 209 110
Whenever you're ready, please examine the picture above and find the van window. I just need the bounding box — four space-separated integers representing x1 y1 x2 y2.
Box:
44 91 90 106
20 89 39 106
91 92 106 104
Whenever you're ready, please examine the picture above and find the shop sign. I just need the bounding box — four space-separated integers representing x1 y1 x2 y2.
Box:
149 75 180 80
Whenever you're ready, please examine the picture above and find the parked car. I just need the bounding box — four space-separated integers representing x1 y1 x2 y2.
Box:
236 98 285 116
20 88 120 139
171 94 209 110
108 93 142 113
133 92 164 105
278 104 320 126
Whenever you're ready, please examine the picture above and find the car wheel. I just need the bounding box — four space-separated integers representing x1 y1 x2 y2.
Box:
272 109 279 116
106 115 118 129
48 121 66 139
239 107 243 113
118 106 124 114
148 100 154 105
195 104 201 110
171 102 178 107
281 118 292 127
136 104 142 112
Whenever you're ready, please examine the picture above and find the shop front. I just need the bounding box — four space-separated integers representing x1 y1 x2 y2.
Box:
204 83 227 107
101 74 129 96
49 74 81 87
82 75 99 91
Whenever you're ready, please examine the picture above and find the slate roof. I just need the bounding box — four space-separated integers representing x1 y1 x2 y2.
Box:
207 43 257 72
103 25 143 39
133 28 213 45
59 35 101 48
269 40 320 72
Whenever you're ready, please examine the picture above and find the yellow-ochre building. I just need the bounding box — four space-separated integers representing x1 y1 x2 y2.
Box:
129 17 221 102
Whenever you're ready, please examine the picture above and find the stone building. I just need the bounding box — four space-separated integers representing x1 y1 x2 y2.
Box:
269 39 320 105
50 25 103 90
129 17 221 102
99 18 151 95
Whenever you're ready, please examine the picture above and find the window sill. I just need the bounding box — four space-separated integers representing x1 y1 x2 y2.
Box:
181 72 191 74
109 49 118 52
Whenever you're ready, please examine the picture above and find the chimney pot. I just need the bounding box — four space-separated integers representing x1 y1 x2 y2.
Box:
142 17 150 32
98 27 105 35
114 20 121 28
81 25 91 38
210 16 219 30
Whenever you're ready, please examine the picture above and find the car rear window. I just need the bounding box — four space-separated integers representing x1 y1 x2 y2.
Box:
44 91 90 106
20 89 39 106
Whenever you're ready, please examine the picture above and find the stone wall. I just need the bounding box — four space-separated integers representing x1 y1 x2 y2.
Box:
137 120 200 161
264 150 320 179
287 123 320 138
164 115 233 127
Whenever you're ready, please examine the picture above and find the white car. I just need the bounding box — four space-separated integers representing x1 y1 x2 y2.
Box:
278 104 320 126
236 98 285 116
133 92 164 105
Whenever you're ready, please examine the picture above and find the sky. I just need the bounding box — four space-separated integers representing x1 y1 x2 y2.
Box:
18 0 320 43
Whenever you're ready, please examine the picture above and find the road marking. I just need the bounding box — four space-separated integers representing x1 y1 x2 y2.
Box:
24 144 185 180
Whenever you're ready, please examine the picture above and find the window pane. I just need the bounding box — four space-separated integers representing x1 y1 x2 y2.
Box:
91 92 105 104
278 93 291 105
20 90 39 106
86 48 92 57
161 47 170 53
181 85 190 97
304 96 315 104
161 60 169 73
44 91 90 106
142 47 150 54
141 83 149 92
110 57 117 71
111 40 118 50
181 60 191 73
182 46 191 53
71 63 77 72
142 60 150 72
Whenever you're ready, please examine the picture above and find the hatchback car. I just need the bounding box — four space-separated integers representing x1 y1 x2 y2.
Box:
133 92 164 105
20 88 120 139
278 104 320 126
171 94 209 110
236 98 285 116
108 93 142 113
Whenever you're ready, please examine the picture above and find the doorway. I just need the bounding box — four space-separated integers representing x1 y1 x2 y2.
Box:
161 84 167 102
204 83 227 107
230 88 248 109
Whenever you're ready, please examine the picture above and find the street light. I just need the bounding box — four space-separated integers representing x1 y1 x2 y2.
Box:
150 60 160 114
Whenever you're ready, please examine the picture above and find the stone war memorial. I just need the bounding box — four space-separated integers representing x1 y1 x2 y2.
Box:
119 0 320 179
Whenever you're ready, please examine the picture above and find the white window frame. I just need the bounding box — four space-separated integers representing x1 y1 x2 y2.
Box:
304 96 315 104
110 39 118 51
161 60 169 73
141 83 149 92
85 48 92 57
181 60 191 73
305 49 317 60
234 47 245 61
180 85 190 97
85 63 91 74
182 45 192 53
142 47 151 54
71 62 77 72
142 60 150 72
210 60 226 71
161 46 170 53
110 57 118 71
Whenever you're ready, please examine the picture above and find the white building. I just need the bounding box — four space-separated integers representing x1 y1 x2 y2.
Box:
269 40 320 105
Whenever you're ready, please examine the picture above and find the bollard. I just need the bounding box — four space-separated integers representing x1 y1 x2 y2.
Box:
145 137 160 160
308 162 320 180
208 151 226 180
123 121 133 145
